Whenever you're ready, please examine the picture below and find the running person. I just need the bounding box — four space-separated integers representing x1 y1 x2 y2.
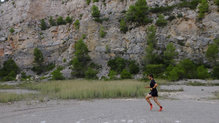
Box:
145 74 163 111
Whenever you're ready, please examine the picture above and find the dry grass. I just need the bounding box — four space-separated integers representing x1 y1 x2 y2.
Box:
19 79 149 100
0 92 31 103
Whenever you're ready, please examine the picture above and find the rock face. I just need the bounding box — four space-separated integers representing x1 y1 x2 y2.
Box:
0 0 219 77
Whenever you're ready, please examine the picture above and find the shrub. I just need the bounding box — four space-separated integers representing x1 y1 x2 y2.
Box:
163 43 178 66
49 16 56 26
85 67 98 79
33 48 44 65
51 67 65 80
40 19 47 30
178 0 200 10
108 70 117 80
212 65 219 79
86 0 91 5
65 16 73 23
214 38 219 46
107 57 127 73
156 14 168 27
125 0 151 25
120 19 128 33
57 16 66 25
167 66 184 81
0 59 19 81
74 19 80 29
216 0 219 6
198 0 209 19
178 59 197 79
128 61 139 74
197 65 209 79
9 28 15 33
21 72 31 81
99 26 107 38
121 69 132 79
93 0 99 2
144 64 165 77
206 44 218 64
91 5 100 21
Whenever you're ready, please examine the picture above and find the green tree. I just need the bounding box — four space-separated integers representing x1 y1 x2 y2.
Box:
128 61 139 74
65 16 73 23
99 26 107 38
121 69 132 79
86 0 91 5
85 67 98 79
51 67 65 80
125 0 151 25
91 5 100 21
197 65 209 79
74 19 80 29
57 16 66 25
120 19 128 33
206 44 218 65
198 0 209 19
49 16 56 26
40 19 47 30
107 57 126 73
71 39 92 78
164 43 178 65
156 14 168 27
33 48 44 65
178 59 197 79
144 25 158 65
9 28 15 33
0 59 19 81
212 65 219 79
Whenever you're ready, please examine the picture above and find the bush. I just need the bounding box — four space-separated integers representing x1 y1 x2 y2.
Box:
212 65 219 79
93 0 99 2
128 61 139 74
107 57 127 73
206 44 218 64
0 59 19 81
33 48 44 65
49 16 56 26
144 64 165 77
125 0 151 25
216 0 219 6
178 59 197 79
108 70 118 80
21 72 31 81
120 19 128 33
167 66 184 81
197 65 209 79
86 0 91 5
99 26 107 38
91 5 100 21
121 69 132 79
156 14 168 27
178 0 200 10
40 19 47 30
85 67 98 79
57 16 66 25
74 19 80 29
198 0 209 19
51 67 65 80
9 28 15 33
65 16 73 23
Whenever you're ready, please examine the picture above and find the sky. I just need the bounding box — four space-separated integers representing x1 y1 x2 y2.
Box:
1 0 4 2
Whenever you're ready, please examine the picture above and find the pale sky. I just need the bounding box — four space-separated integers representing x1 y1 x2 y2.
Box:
1 0 4 2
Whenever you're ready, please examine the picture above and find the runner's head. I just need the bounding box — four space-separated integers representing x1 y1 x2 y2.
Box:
147 74 154 80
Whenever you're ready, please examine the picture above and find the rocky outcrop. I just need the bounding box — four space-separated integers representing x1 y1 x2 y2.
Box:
0 0 218 77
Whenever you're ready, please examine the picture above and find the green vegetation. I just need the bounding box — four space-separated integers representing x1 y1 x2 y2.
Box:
0 84 16 89
51 67 65 80
99 26 107 38
149 5 175 13
65 16 73 24
0 93 30 103
121 69 132 79
125 0 151 25
9 28 15 33
74 19 80 29
57 16 66 25
108 70 118 80
18 80 147 99
120 18 128 33
0 59 19 81
144 64 165 77
212 65 219 79
108 57 127 73
156 14 168 27
40 19 47 30
178 0 200 10
198 0 209 19
32 48 55 75
93 0 99 2
206 44 218 65
91 5 101 22
49 16 56 26
86 0 91 5
21 72 31 81
163 43 178 66
197 65 209 79
71 39 98 79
